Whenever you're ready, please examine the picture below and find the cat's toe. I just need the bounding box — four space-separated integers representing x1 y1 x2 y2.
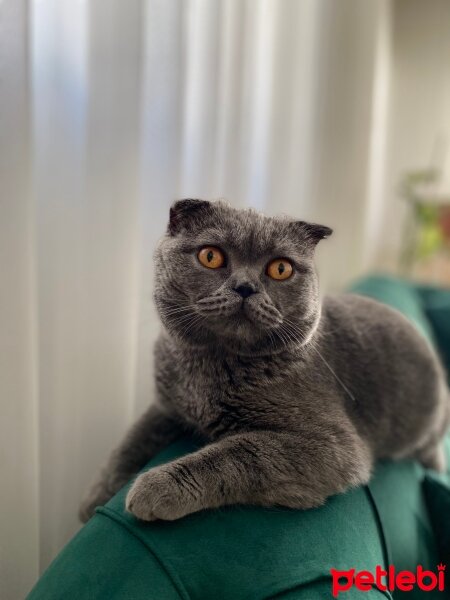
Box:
125 468 193 521
125 481 158 521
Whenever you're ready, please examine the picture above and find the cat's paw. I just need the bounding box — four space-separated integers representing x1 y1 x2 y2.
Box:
126 466 199 521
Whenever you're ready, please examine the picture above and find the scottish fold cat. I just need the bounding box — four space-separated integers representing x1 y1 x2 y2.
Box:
80 199 449 522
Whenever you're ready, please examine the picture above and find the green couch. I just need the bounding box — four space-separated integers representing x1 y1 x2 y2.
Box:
27 276 450 600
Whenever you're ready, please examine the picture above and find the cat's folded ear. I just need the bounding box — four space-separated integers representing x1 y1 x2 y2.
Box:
168 199 212 236
292 221 333 246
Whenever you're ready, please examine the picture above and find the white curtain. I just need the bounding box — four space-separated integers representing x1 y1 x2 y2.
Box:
0 1 392 598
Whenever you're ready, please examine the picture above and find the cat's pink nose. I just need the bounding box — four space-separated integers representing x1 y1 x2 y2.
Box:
234 284 256 299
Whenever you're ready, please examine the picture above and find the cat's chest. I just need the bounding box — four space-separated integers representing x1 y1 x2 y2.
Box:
175 352 298 434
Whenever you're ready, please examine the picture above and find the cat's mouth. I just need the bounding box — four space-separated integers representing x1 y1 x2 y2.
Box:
230 305 255 323
195 292 283 334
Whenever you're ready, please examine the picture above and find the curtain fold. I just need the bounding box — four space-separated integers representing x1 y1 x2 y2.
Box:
1 1 40 597
0 1 392 598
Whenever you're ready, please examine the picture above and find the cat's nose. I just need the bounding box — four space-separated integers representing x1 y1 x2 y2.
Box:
234 283 256 299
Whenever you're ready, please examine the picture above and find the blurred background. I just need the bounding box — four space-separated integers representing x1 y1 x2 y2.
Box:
2 0 450 597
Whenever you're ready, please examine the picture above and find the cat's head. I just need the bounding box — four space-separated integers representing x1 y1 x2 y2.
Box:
154 199 332 355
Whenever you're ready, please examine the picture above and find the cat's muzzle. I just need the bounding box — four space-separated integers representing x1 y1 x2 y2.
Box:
196 291 283 329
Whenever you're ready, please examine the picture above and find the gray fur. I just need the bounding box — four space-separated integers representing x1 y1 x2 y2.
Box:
79 200 449 523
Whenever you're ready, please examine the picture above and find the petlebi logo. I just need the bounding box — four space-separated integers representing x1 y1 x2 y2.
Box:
330 563 446 597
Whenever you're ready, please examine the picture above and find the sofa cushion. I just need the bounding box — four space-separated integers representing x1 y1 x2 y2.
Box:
419 286 450 380
349 275 436 344
423 473 450 586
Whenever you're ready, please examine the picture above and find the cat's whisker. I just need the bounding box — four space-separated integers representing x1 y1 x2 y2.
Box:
285 328 302 348
283 318 357 404
159 310 198 330
314 348 357 404
159 305 197 316
282 320 308 345
273 325 290 349
160 308 193 317
280 325 304 350
180 314 204 337
272 317 303 349
166 312 200 328
283 320 323 355
262 327 276 352
274 325 290 348
283 318 317 344
160 306 199 319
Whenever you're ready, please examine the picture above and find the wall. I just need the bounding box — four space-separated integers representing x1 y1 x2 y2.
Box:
378 0 450 268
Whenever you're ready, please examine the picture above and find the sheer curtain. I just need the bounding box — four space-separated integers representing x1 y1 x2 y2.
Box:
0 1 391 598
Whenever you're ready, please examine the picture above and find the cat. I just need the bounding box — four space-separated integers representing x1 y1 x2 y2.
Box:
79 199 450 523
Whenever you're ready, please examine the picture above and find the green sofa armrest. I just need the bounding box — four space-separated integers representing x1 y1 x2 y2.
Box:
28 436 450 600
28 508 181 599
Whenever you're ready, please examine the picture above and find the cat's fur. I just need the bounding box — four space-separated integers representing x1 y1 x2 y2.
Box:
80 199 449 522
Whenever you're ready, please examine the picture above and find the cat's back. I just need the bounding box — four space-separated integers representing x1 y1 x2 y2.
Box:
319 293 447 456
321 292 431 351
319 292 442 380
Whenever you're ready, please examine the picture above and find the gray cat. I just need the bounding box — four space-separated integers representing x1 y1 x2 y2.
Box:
79 199 449 523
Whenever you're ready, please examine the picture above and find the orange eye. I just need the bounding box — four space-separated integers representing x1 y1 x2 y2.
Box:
198 246 225 269
267 258 293 280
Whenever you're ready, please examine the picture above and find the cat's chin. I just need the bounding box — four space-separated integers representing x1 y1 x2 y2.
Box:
219 334 289 357
172 316 274 355
200 320 260 347
205 321 288 356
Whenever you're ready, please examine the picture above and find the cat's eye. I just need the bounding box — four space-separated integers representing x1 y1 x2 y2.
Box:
267 258 293 280
197 246 225 269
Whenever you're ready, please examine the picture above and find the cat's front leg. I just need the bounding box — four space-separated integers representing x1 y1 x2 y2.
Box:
126 427 373 521
79 405 182 522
